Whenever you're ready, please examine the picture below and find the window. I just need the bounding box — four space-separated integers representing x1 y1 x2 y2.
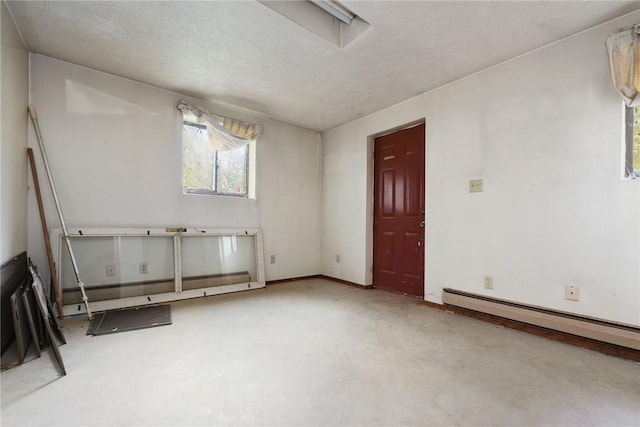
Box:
178 100 261 197
182 121 249 196
624 105 640 178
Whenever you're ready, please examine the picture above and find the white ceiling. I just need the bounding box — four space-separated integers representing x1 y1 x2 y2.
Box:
6 1 640 131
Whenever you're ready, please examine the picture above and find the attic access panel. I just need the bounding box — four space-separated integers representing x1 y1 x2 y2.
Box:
52 228 265 316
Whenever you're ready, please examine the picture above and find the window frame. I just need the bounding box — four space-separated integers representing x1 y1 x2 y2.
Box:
182 120 250 197
624 105 640 179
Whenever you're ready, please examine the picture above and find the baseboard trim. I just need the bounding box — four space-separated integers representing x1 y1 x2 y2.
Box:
422 300 640 362
266 275 322 285
422 300 452 311
320 275 374 289
266 274 374 289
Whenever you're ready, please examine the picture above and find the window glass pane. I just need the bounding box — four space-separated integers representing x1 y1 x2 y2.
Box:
217 145 248 195
181 235 257 288
60 236 175 305
183 125 215 191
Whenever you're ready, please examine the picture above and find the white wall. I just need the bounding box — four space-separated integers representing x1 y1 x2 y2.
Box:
322 12 640 325
28 54 322 284
0 1 28 264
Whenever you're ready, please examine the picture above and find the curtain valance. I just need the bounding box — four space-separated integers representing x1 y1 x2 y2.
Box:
177 101 263 151
606 24 640 106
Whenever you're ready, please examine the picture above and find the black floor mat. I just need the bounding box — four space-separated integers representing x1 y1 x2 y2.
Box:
87 304 171 336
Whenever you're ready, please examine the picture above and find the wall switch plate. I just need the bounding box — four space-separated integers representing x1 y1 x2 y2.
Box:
270 254 276 264
106 264 116 277
565 284 580 301
484 275 494 289
469 179 484 193
139 262 148 274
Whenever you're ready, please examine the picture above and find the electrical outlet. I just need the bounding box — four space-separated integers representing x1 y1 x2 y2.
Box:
106 264 116 277
469 179 484 193
336 254 340 263
484 275 494 289
139 262 148 274
565 284 579 301
270 254 276 264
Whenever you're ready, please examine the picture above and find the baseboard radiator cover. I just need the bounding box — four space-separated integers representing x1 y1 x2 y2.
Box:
442 288 640 351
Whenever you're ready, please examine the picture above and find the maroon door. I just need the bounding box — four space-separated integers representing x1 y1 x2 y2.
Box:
373 123 425 297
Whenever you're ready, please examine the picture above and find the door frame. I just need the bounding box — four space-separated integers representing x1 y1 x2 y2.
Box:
365 118 426 290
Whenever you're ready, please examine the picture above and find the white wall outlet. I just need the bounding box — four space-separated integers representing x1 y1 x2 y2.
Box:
270 254 276 264
139 262 148 274
336 254 340 263
565 284 580 301
106 264 116 277
469 179 484 193
484 275 494 289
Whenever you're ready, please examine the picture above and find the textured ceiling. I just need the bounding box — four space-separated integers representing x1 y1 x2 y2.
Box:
6 1 640 131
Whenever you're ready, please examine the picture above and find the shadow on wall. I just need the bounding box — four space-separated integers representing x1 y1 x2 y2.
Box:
65 80 159 115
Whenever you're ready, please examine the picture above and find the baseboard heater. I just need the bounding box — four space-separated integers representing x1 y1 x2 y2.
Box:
442 288 640 351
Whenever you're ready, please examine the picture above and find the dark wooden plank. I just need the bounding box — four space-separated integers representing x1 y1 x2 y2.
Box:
28 148 64 318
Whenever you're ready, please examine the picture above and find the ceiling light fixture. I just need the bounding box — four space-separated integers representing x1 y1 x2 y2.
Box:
259 0 369 48
310 0 355 25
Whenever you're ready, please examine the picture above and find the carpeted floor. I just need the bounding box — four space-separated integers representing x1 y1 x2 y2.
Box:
1 278 638 426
